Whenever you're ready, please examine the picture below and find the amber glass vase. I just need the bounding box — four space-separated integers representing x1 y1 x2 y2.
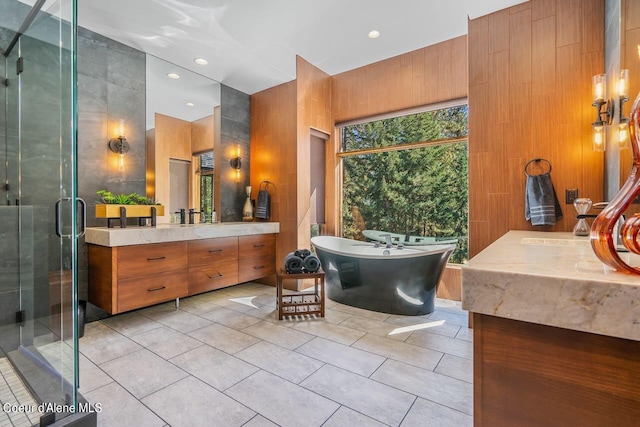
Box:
590 91 640 273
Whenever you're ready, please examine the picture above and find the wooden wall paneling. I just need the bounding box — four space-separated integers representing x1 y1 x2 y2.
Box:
468 0 605 254
250 81 297 279
625 0 640 30
332 36 468 123
436 265 462 301
531 0 556 20
469 16 490 87
556 0 582 47
509 9 532 86
191 114 214 154
488 10 510 54
145 129 156 200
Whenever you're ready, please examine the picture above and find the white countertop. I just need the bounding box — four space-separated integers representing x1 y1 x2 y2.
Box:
85 222 280 247
462 230 640 341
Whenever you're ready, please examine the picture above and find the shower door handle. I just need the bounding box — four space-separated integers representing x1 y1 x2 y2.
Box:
77 198 86 238
55 197 85 238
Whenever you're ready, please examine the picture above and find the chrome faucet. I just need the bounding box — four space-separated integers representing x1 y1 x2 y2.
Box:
380 233 393 248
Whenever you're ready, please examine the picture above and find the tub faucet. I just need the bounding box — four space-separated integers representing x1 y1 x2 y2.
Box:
380 234 393 248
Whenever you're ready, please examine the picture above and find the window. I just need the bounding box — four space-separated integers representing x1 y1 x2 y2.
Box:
340 104 469 263
196 151 214 221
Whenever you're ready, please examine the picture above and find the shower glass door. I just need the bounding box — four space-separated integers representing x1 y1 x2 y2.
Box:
3 0 80 417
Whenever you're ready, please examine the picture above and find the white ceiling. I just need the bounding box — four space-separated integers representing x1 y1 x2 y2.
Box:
78 0 529 95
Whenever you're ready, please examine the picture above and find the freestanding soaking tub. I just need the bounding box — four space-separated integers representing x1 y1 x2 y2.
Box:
311 236 455 315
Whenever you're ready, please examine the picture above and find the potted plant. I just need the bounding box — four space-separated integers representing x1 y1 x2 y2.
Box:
95 190 165 219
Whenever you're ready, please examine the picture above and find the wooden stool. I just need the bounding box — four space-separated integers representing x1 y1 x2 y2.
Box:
276 270 325 320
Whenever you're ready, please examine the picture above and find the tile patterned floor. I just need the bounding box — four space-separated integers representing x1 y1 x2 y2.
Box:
0 358 42 427
79 283 473 427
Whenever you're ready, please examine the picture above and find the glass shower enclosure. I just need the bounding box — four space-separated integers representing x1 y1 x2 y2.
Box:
1 0 85 424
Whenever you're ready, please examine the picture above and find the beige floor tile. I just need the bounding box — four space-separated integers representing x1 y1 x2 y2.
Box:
340 315 413 341
101 312 164 337
352 334 443 371
400 398 472 427
235 341 324 383
242 415 280 427
141 309 213 334
323 406 387 427
295 337 385 377
427 310 469 328
78 354 113 394
455 327 473 342
435 354 473 383
371 359 473 415
242 321 314 350
84 382 165 427
130 326 203 359
405 330 473 359
79 327 142 365
385 315 461 338
188 323 260 354
99 349 188 399
143 376 255 427
226 371 339 427
329 303 391 321
291 320 366 346
300 365 415 426
200 306 262 329
176 297 221 316
169 345 258 391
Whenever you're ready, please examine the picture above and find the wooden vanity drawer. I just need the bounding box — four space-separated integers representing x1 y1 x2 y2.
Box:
188 262 239 295
189 237 238 267
117 270 188 312
117 242 188 279
239 252 276 283
239 234 276 259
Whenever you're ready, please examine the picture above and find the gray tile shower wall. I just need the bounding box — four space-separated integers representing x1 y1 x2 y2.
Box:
77 27 146 320
220 84 251 222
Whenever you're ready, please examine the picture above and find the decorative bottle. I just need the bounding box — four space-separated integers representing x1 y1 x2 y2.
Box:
243 186 254 221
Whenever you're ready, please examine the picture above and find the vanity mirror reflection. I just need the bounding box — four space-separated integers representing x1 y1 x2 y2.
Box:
145 54 221 224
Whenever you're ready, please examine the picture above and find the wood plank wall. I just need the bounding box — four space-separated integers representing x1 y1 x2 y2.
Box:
468 0 605 257
619 0 640 183
296 56 333 249
250 81 297 275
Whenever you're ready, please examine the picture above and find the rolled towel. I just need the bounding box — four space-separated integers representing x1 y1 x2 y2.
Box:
303 255 321 273
284 252 304 273
294 249 311 258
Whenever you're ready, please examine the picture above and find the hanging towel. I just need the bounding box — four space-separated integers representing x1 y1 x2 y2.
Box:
525 172 563 226
255 181 270 219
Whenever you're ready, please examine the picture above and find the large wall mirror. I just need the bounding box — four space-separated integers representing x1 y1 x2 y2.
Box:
145 54 221 223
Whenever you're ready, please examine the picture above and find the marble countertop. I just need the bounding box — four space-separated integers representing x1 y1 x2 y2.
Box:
85 222 280 247
462 230 640 341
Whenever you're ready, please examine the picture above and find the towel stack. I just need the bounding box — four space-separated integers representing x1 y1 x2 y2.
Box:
284 249 321 273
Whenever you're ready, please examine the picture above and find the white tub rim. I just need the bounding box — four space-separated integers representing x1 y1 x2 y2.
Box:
311 235 455 260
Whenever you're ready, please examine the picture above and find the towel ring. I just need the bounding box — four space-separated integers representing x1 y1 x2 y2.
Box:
524 158 552 176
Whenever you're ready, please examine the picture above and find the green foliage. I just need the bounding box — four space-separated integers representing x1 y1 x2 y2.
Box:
341 106 469 263
96 190 160 205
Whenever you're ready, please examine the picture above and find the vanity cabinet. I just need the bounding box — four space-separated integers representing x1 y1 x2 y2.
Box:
188 237 239 294
88 230 278 315
88 241 189 314
238 234 276 283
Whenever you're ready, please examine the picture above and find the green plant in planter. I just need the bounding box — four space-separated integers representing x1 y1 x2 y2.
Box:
97 190 160 205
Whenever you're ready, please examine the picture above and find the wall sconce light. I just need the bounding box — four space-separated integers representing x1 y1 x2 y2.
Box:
109 119 129 172
591 70 630 152
229 144 241 181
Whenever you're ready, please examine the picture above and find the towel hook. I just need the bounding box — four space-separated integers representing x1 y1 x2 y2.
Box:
524 158 552 176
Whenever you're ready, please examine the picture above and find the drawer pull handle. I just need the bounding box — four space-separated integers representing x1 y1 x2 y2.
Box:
147 256 166 261
208 249 223 253
253 265 265 270
253 244 265 248
207 272 223 279
148 286 166 292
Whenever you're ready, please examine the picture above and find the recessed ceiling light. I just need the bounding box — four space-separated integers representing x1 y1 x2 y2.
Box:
368 30 380 39
167 73 180 79
186 102 195 107
194 58 208 65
